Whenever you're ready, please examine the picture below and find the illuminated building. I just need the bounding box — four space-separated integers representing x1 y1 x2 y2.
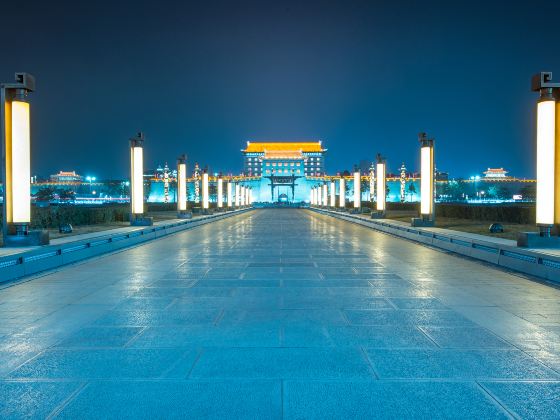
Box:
50 171 83 183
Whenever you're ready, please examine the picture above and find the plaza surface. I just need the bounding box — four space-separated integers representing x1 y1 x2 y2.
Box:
0 209 559 418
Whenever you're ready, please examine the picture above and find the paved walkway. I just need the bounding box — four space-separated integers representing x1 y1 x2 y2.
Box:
0 209 559 418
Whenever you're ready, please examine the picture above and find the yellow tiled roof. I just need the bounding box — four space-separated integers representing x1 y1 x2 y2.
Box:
243 141 324 153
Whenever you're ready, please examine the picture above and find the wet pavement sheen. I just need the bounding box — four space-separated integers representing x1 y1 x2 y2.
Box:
0 209 559 418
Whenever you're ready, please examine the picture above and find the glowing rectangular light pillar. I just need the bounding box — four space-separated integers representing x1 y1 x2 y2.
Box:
235 184 240 207
248 188 253 205
227 182 232 207
420 139 435 217
330 181 335 207
536 99 556 226
310 188 314 204
339 178 345 208
217 178 223 208
353 171 360 208
376 159 386 213
130 141 144 215
317 185 322 206
322 184 328 206
9 100 31 223
240 186 245 206
202 172 209 209
177 156 187 212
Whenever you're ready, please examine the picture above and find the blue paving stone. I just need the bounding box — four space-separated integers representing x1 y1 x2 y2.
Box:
366 349 560 379
282 325 333 347
420 326 513 349
0 381 81 418
130 325 281 348
192 279 280 287
327 325 436 348
58 380 281 419
389 297 448 310
190 348 374 379
219 309 347 326
92 309 220 326
113 297 175 310
281 296 392 310
54 327 143 348
9 348 198 379
283 380 508 419
345 309 475 326
481 381 560 419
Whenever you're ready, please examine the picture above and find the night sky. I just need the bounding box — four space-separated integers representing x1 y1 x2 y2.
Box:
2 0 559 179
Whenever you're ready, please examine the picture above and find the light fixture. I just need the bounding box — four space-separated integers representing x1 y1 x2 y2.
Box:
323 183 328 206
227 180 233 208
372 154 386 219
177 154 191 219
412 133 435 227
217 176 223 208
317 184 322 206
518 72 560 247
235 183 240 207
330 181 335 207
129 132 153 226
202 171 209 209
353 168 361 209
1 73 48 245
339 177 345 208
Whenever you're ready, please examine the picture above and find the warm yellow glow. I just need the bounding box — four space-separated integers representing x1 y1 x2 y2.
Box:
244 141 324 153
376 163 386 211
235 184 240 206
227 182 233 207
131 146 144 214
339 178 345 207
177 163 187 211
330 182 335 207
217 179 223 208
536 99 556 225
10 101 31 223
353 171 360 208
202 173 209 209
322 184 328 206
420 146 434 215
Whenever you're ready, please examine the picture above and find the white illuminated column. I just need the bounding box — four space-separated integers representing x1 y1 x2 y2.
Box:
217 177 223 208
240 186 245 206
376 155 386 215
312 187 317 205
317 184 322 206
330 181 336 207
339 177 345 208
536 97 556 229
202 172 209 209
420 135 435 221
310 188 314 204
353 170 361 208
9 100 31 224
130 134 145 216
248 188 253 205
369 163 375 204
177 154 187 214
227 181 233 207
235 184 240 207
322 184 328 206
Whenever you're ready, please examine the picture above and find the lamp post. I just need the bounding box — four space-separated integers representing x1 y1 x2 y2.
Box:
339 176 346 209
330 181 336 207
1 73 48 245
518 72 560 247
353 167 361 212
235 183 240 207
129 132 153 226
227 179 233 208
412 133 435 227
217 175 223 209
322 183 328 206
372 154 386 219
177 154 192 219
317 183 322 207
202 170 209 211
400 163 406 203
369 163 375 205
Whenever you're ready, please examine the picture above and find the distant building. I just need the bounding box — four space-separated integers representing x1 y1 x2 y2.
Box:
50 171 83 183
242 141 327 177
483 168 510 179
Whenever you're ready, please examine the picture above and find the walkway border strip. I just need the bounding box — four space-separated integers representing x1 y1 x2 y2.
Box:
0 209 252 284
310 208 560 284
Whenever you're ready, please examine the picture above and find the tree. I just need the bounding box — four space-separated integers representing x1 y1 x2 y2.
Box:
35 187 55 202
57 189 76 201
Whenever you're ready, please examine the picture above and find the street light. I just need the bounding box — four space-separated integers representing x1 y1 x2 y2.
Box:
519 72 560 247
412 133 435 227
177 154 191 219
227 179 233 208
330 181 336 207
1 73 48 245
372 154 386 219
202 170 209 210
317 183 322 206
129 132 152 226
339 177 346 209
322 183 328 206
235 183 240 207
217 175 223 209
353 167 361 210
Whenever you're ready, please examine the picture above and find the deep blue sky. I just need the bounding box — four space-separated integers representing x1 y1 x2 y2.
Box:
2 0 559 179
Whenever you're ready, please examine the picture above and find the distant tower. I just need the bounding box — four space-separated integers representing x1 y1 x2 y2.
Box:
193 163 201 204
400 162 407 203
369 162 375 203
163 162 170 203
